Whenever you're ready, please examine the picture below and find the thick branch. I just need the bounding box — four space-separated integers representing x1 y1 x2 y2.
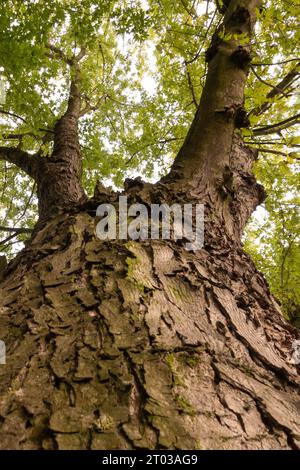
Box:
75 46 87 62
51 58 82 166
0 147 40 178
252 58 300 66
0 129 53 144
46 42 84 125
0 226 32 246
65 78 81 118
253 148 290 157
1 45 87 224
0 232 18 245
36 51 87 221
46 43 74 66
0 108 27 123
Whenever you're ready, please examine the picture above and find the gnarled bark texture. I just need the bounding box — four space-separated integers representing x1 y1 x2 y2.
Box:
0 0 299 450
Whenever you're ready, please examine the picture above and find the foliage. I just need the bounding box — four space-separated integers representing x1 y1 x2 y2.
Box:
0 0 299 321
244 155 300 324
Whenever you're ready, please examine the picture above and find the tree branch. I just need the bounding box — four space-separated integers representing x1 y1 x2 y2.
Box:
46 43 74 66
253 147 295 157
245 139 300 147
250 65 289 98
79 93 107 117
252 112 300 136
250 62 300 116
252 58 300 66
46 43 86 66
0 129 54 144
179 0 198 19
51 56 83 177
185 10 217 65
0 232 18 245
75 46 87 62
184 61 198 108
0 108 27 123
0 147 40 178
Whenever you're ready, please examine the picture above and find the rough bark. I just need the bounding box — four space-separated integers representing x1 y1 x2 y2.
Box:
0 150 300 449
170 0 259 186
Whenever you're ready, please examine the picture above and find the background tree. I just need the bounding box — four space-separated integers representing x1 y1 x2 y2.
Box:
0 0 299 450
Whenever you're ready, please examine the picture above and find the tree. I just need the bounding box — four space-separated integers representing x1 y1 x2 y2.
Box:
0 0 299 450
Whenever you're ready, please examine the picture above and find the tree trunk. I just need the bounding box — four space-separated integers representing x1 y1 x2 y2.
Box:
1 138 300 450
0 0 299 450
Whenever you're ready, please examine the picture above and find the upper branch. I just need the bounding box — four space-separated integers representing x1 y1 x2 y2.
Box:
49 43 84 170
0 108 27 123
46 43 74 66
46 42 87 122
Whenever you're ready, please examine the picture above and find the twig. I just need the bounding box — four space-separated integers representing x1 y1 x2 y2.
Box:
250 65 289 98
252 58 300 66
249 62 300 116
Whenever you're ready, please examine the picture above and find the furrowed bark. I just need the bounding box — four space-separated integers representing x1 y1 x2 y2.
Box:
162 0 265 242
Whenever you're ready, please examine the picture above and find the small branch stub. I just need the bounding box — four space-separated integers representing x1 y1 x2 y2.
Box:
230 47 252 69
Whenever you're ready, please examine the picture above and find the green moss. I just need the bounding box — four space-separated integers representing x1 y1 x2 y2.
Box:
170 285 187 302
186 355 200 368
95 414 114 432
129 309 140 323
175 394 196 416
195 440 202 450
165 353 185 387
124 241 155 292
165 352 175 369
